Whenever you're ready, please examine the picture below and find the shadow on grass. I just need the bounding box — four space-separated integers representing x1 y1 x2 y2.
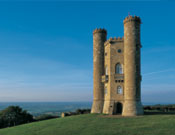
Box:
144 111 175 115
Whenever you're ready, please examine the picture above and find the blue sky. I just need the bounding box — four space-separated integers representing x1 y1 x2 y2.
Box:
0 1 175 103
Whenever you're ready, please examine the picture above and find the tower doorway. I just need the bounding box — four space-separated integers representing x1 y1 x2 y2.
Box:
114 102 123 114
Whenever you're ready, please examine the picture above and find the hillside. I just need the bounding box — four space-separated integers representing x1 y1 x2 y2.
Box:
0 114 175 135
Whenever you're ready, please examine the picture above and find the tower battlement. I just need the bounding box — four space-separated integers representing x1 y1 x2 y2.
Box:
104 37 124 46
123 15 141 24
93 28 107 34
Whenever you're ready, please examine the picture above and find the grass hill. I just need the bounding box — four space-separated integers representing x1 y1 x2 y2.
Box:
0 114 175 135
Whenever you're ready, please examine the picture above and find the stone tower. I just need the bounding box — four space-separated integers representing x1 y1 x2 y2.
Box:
122 16 143 116
91 16 143 116
91 28 107 113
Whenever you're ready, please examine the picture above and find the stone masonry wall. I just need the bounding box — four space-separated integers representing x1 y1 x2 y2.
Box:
122 16 143 116
91 29 107 113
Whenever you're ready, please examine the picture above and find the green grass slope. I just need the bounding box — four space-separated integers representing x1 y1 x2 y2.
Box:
0 114 175 135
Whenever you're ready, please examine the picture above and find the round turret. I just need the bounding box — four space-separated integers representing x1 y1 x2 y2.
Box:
122 16 143 116
91 28 107 113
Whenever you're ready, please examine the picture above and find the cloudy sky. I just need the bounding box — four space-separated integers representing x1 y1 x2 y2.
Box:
0 1 175 103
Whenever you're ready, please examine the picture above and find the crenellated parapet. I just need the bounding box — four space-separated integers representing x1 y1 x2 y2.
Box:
123 15 141 24
93 28 107 34
104 37 124 46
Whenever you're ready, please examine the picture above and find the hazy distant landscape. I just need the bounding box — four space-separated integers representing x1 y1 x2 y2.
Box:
0 102 92 116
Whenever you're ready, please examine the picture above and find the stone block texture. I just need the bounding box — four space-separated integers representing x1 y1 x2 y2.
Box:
91 29 107 113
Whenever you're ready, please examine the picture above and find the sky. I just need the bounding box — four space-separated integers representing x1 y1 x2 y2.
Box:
0 0 175 103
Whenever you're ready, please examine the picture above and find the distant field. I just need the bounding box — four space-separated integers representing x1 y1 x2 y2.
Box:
0 102 92 116
0 113 175 135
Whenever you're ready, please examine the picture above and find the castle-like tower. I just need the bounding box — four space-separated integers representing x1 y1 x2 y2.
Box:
91 16 144 116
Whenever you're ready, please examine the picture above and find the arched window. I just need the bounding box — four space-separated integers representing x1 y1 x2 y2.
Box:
117 86 122 94
115 63 123 74
105 66 108 75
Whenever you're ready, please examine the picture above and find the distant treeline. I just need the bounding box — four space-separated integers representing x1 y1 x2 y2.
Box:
61 109 91 117
0 106 91 129
144 104 175 112
0 106 34 129
0 106 59 129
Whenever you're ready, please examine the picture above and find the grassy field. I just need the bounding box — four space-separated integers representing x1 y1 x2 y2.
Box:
0 113 175 135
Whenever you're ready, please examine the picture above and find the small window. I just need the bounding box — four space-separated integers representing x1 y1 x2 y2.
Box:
105 66 108 75
105 53 107 56
115 63 123 74
118 49 121 53
117 86 122 94
104 87 107 94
